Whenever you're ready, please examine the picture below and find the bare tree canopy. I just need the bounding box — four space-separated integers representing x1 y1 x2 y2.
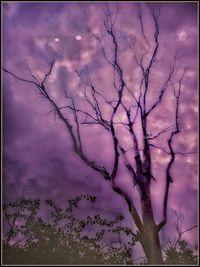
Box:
3 2 198 265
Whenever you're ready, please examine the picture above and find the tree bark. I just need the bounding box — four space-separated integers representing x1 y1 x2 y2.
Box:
137 182 163 264
139 225 163 264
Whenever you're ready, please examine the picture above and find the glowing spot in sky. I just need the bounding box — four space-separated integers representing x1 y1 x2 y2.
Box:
157 150 161 155
75 35 82 41
186 157 192 164
78 91 84 97
81 51 90 60
159 157 169 165
118 112 127 122
54 37 60 42
124 95 131 101
92 27 100 35
186 71 195 77
178 31 188 41
193 106 198 113
124 135 131 144
36 71 43 78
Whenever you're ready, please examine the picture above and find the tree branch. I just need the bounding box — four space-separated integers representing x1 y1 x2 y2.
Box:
158 67 188 231
146 60 176 117
3 68 36 85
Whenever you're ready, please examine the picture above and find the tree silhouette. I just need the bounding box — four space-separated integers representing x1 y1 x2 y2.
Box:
3 4 196 264
3 196 197 265
165 240 197 265
162 211 197 265
3 195 135 264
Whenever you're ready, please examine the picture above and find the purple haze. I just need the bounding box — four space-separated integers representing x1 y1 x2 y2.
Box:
3 2 198 256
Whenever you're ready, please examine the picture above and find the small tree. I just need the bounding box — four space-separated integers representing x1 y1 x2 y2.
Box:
165 240 197 265
162 212 197 265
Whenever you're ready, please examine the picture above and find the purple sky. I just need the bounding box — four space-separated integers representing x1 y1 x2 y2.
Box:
3 2 198 256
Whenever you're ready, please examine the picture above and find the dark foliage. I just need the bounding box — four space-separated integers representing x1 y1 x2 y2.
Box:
165 240 198 265
3 195 197 265
3 195 135 265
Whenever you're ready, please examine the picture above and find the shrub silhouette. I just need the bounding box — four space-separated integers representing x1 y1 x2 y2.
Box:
165 240 197 265
3 195 197 265
3 195 134 264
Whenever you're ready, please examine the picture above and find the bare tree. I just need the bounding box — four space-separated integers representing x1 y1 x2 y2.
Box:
3 4 195 264
162 211 197 264
163 211 197 252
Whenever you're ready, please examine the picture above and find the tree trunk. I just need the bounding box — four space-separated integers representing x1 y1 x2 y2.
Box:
139 225 163 264
138 182 163 264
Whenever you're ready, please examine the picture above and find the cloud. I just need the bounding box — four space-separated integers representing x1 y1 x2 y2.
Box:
3 2 198 254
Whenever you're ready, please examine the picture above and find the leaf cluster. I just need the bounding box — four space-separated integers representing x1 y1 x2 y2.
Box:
3 195 134 265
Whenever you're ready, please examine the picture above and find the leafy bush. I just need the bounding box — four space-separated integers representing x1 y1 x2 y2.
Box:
3 195 135 264
165 240 198 265
3 195 198 265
